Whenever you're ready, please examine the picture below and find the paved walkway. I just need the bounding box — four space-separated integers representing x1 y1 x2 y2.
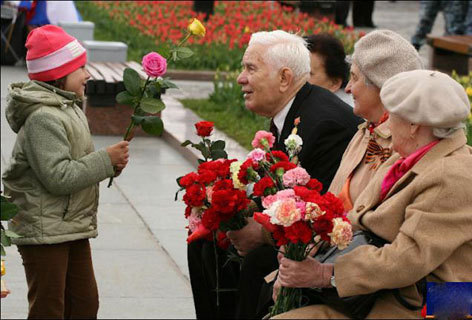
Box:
1 1 447 318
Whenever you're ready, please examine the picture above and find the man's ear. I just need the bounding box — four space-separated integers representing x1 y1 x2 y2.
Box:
280 67 293 93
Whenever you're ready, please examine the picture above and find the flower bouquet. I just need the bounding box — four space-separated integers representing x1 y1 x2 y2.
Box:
108 18 206 187
176 121 254 306
233 120 353 316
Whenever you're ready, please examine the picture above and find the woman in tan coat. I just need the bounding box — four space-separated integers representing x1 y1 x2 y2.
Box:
273 70 472 319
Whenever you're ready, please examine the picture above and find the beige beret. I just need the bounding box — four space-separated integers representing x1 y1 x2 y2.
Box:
352 30 423 88
380 70 471 128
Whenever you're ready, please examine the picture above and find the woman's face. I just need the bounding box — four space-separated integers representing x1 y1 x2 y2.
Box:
388 113 414 158
308 52 341 93
64 66 91 98
345 63 384 122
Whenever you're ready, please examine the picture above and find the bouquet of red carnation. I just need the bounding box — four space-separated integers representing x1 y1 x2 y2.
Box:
232 119 353 316
177 121 251 245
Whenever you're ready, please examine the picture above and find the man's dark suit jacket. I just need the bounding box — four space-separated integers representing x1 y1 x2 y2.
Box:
274 82 362 193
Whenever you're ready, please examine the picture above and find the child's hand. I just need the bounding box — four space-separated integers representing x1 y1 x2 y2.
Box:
106 141 129 170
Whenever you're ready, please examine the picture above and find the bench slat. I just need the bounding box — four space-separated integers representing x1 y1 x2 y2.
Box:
85 63 105 81
89 62 119 83
427 35 472 55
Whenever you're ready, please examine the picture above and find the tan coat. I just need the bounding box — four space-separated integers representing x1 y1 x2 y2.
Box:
329 121 393 204
275 131 472 319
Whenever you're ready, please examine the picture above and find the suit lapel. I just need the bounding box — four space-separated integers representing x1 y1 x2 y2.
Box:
278 82 311 149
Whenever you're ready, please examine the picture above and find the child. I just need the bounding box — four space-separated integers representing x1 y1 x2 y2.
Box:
2 25 129 318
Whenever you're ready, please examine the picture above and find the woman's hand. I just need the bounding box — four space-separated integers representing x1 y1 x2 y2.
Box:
278 256 333 288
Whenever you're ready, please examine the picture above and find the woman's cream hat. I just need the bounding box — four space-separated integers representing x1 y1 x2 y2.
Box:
380 70 471 128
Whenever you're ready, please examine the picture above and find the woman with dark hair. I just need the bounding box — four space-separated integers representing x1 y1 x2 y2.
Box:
305 33 352 106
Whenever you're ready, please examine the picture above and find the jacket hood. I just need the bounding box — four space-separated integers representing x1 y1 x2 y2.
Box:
6 80 80 133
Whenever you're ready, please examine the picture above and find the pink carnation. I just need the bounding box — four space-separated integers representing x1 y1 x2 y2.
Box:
263 189 296 208
282 167 311 188
188 209 202 232
328 217 353 250
266 198 301 227
142 52 167 77
247 148 266 162
251 131 275 150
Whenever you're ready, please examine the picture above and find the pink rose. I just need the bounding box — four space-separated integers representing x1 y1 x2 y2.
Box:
251 131 275 150
247 148 266 162
282 167 311 188
142 52 167 78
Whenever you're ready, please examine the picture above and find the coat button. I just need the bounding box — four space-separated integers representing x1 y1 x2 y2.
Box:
356 205 365 213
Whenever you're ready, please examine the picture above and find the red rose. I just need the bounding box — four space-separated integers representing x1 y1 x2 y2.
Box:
253 177 276 197
270 161 297 173
195 121 214 137
306 179 323 192
183 184 206 207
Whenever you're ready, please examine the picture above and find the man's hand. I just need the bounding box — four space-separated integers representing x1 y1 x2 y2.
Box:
278 256 333 289
226 217 266 256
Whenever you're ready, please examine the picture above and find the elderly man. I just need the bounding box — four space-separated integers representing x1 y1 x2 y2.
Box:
187 30 362 319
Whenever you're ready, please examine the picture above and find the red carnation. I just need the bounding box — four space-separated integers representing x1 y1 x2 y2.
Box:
197 169 218 185
253 177 276 197
201 207 221 231
195 121 214 137
183 184 206 207
273 228 289 246
238 159 259 184
179 172 199 188
284 221 313 244
212 179 233 191
267 150 289 162
270 161 297 173
254 212 278 233
306 179 323 192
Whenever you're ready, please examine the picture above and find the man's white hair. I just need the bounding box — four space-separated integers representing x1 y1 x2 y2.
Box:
248 30 310 80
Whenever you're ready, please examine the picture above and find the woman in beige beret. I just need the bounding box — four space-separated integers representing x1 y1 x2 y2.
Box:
272 70 472 319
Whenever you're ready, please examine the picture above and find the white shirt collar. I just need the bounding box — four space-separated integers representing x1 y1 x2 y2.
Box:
273 97 295 138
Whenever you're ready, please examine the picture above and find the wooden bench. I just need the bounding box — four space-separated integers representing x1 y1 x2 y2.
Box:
84 61 149 136
427 35 472 75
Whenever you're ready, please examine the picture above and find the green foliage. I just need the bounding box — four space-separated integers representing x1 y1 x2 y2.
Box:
1 194 20 256
180 98 270 151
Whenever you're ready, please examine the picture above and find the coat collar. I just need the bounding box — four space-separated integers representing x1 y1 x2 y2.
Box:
357 120 391 139
382 130 467 200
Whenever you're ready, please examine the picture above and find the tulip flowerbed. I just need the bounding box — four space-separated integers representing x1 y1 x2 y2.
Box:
76 1 363 71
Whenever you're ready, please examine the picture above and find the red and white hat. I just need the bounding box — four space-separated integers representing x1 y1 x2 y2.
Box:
25 25 87 81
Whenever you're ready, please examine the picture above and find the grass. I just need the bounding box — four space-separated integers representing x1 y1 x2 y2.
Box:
179 99 270 150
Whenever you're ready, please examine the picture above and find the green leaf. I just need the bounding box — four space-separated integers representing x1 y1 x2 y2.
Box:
175 47 194 60
193 143 210 159
211 140 226 151
1 245 5 256
181 140 193 147
140 97 166 114
1 229 11 247
4 230 20 238
131 115 146 125
123 67 142 96
211 149 228 160
197 159 206 164
161 78 178 89
172 50 178 62
1 196 18 221
141 116 164 136
116 90 136 106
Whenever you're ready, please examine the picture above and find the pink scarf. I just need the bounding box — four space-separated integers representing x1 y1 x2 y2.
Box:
380 140 440 201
